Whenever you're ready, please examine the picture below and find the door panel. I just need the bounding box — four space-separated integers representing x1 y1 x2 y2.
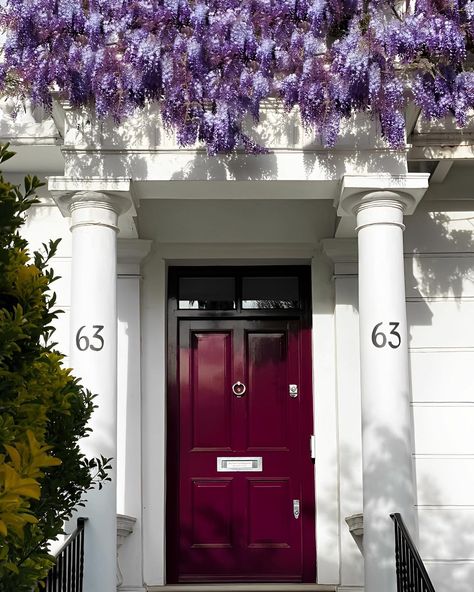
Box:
191 332 232 450
247 332 288 449
247 479 291 548
191 479 233 547
176 318 314 582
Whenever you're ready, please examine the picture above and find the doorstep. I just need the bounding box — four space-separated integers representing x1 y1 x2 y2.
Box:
148 585 336 592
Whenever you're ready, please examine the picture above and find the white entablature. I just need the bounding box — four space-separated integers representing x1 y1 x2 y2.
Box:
2 100 474 207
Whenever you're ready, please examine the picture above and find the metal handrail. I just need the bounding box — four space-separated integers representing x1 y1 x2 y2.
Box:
391 513 436 592
44 517 87 592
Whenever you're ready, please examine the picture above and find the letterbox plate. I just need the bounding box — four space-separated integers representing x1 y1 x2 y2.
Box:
217 457 263 472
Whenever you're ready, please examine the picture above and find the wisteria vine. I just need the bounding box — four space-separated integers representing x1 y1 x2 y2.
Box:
1 0 474 154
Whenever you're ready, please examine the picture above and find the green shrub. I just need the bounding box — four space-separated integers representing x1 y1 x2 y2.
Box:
0 144 110 591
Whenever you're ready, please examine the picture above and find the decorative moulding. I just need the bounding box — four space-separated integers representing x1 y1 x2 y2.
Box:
337 173 430 217
117 239 152 265
345 513 364 555
47 177 137 217
345 513 363 536
117 514 137 588
117 514 136 547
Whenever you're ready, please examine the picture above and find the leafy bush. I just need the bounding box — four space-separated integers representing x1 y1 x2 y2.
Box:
0 144 110 591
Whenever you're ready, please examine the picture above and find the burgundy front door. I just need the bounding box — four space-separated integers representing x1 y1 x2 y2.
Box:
171 316 316 582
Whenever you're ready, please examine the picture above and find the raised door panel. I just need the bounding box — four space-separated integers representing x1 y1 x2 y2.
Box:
191 332 232 450
247 479 291 548
191 479 233 548
179 477 238 581
246 332 289 450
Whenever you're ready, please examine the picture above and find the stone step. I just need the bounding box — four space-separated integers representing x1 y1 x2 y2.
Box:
148 585 337 592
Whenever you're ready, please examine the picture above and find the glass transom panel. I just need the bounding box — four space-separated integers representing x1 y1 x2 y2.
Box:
242 276 299 309
178 277 236 310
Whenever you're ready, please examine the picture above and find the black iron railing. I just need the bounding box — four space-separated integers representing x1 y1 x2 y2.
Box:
44 517 87 592
391 513 436 592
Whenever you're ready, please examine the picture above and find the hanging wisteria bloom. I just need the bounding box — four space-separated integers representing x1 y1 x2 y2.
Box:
1 0 473 154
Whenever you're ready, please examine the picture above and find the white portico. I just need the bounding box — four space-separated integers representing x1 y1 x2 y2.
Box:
3 100 474 592
45 172 429 592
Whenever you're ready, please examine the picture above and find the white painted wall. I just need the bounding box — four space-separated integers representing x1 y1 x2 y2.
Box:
333 275 364 589
321 240 364 591
405 202 474 592
141 253 167 587
311 252 340 586
117 270 145 592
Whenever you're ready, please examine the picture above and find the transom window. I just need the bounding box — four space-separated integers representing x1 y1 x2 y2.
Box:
177 271 303 311
178 277 236 310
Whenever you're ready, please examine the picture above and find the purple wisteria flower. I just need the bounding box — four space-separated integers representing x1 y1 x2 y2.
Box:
1 0 473 153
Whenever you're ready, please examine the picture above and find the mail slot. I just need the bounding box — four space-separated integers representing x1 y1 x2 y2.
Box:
217 457 263 472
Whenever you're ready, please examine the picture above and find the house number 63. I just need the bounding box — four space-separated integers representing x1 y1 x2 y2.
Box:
371 322 401 349
75 325 105 351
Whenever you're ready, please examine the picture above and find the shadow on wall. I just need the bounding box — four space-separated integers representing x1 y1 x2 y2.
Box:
60 103 282 182
404 205 474 592
405 207 474 301
301 113 408 181
170 112 409 183
346 423 474 592
362 424 418 583
64 107 151 181
59 101 413 185
416 470 474 592
337 443 364 585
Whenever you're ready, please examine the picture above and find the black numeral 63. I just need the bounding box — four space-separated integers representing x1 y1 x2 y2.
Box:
371 322 401 349
75 325 105 351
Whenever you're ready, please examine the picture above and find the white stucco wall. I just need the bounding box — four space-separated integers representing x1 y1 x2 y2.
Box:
405 202 474 592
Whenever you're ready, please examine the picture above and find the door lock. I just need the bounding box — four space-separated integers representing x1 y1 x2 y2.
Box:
293 499 300 519
289 384 298 398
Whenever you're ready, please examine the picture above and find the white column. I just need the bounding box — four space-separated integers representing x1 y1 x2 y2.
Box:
68 191 130 592
354 191 416 592
337 174 428 592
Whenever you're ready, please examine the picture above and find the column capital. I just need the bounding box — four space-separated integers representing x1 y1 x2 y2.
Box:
47 177 136 218
337 173 429 217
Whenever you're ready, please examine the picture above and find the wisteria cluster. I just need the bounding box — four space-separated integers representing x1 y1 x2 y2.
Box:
1 0 474 154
